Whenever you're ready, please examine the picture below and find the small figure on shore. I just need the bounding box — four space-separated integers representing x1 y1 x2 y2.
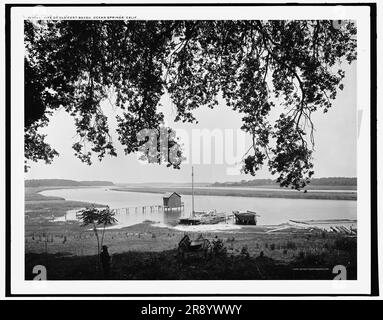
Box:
100 245 111 279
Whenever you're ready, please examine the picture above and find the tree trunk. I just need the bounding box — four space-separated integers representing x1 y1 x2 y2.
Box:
93 223 100 267
100 223 106 248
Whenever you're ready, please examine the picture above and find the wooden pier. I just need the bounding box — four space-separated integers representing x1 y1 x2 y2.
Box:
111 191 185 215
112 203 184 215
112 205 166 215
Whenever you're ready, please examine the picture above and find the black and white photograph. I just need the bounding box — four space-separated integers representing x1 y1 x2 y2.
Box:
3 1 380 298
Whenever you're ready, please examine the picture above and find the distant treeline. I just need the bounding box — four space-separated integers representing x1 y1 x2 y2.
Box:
212 177 357 187
25 179 114 187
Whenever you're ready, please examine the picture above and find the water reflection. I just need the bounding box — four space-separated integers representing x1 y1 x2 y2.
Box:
163 209 183 226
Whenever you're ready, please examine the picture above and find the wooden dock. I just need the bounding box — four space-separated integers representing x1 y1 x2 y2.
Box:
112 203 184 215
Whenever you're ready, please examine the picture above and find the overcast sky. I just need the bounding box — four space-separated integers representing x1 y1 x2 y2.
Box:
25 62 357 184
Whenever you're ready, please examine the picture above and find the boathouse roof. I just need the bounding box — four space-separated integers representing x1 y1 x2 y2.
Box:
163 192 181 199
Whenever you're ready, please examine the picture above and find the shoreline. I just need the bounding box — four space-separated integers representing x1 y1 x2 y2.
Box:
25 186 357 232
25 186 107 219
111 186 357 201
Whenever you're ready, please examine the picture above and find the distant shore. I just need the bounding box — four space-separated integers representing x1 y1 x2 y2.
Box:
111 186 357 201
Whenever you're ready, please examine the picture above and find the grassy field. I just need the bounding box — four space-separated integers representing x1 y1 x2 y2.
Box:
112 186 357 200
25 221 356 280
25 220 357 280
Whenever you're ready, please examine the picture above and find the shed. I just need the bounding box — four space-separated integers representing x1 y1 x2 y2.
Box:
163 192 182 209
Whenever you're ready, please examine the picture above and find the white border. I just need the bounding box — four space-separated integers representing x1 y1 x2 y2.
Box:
9 4 373 296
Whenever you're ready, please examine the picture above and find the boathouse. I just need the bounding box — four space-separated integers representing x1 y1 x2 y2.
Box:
163 192 182 211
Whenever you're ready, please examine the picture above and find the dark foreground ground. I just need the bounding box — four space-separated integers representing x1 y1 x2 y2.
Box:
25 234 356 280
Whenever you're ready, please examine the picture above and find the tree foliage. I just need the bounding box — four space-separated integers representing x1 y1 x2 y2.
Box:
77 206 117 257
25 20 356 189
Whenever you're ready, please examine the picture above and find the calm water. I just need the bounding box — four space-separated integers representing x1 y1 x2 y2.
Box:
41 187 357 229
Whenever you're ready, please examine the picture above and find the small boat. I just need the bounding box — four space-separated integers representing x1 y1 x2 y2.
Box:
198 210 226 224
179 217 201 225
189 234 207 251
233 210 260 225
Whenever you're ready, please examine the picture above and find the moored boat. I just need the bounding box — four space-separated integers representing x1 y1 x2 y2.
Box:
179 217 201 225
178 168 227 226
199 210 226 224
233 210 260 225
